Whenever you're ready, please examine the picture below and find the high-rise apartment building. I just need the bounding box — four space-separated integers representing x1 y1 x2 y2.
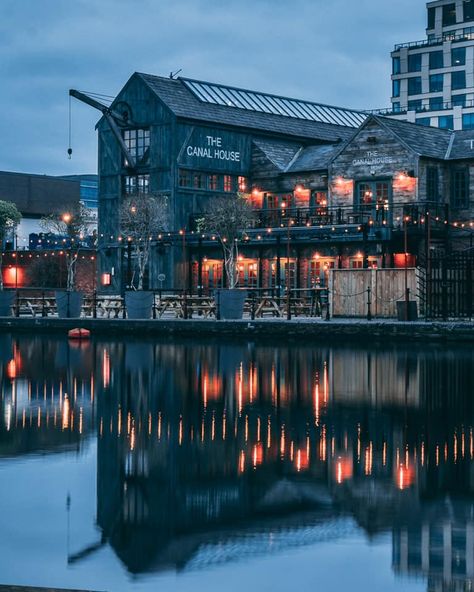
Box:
389 0 474 130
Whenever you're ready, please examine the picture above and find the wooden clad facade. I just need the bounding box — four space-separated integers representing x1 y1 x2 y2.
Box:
95 74 474 293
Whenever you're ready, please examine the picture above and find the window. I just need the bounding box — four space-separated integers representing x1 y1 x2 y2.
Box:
463 113 474 128
452 70 466 89
408 99 423 112
464 25 474 38
453 94 467 107
223 175 233 192
179 170 191 187
442 3 457 27
451 168 469 207
393 56 401 74
428 6 436 29
427 167 439 201
452 47 466 66
392 102 401 112
393 79 401 98
417 117 432 126
207 174 218 191
430 73 444 93
429 51 444 69
238 176 248 192
193 173 204 189
124 174 150 194
408 54 422 72
439 115 454 129
123 129 150 159
408 77 422 95
430 96 444 110
464 0 474 22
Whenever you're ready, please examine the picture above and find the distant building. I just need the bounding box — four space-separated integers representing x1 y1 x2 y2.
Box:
0 171 97 250
389 0 474 130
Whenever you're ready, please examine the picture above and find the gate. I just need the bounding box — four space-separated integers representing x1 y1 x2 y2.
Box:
419 251 474 320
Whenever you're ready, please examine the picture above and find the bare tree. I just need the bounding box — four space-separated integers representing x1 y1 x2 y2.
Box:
0 200 21 290
120 192 169 290
41 203 93 291
197 193 255 288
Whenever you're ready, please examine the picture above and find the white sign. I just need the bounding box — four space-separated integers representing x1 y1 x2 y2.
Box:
352 151 395 167
186 135 241 162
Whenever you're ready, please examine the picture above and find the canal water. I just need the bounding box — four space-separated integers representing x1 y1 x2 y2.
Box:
0 334 473 592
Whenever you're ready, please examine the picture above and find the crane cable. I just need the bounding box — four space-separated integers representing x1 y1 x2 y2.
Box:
67 93 72 159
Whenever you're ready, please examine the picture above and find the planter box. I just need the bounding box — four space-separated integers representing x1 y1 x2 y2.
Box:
125 291 154 319
0 290 15 317
396 300 418 321
55 291 84 318
215 289 247 320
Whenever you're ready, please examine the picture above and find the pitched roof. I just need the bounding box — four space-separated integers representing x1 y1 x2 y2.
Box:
287 144 342 172
446 129 474 159
137 73 359 143
374 116 453 159
252 139 302 171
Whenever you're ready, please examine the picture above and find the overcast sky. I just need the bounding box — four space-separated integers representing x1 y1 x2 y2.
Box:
0 0 427 176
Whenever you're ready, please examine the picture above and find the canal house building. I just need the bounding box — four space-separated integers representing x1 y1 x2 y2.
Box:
93 73 474 293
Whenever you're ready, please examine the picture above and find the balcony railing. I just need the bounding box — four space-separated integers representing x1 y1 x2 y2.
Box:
189 202 449 234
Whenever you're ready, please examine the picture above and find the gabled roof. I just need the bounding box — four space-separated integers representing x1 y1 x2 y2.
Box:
374 116 453 160
252 139 302 171
287 144 341 172
137 73 360 143
446 129 474 160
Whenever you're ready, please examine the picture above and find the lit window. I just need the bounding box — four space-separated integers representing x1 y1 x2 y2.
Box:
179 170 191 187
207 174 219 191
452 47 466 66
223 175 233 192
238 176 247 192
101 273 112 286
123 129 150 159
193 173 204 189
124 174 150 194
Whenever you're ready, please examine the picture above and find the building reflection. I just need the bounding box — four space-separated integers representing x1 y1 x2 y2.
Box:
0 334 96 456
1 335 474 590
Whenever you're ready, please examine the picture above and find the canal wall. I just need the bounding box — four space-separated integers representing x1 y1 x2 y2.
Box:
0 317 473 342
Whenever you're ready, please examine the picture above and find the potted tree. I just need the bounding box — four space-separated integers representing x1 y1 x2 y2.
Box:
0 200 21 316
41 204 92 318
120 192 168 319
197 193 255 320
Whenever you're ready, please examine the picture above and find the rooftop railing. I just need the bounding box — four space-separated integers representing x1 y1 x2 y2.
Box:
394 29 474 51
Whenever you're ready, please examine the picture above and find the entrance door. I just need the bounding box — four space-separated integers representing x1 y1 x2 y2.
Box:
356 180 391 224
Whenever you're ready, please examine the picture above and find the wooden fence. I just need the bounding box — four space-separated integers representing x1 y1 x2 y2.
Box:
329 268 418 318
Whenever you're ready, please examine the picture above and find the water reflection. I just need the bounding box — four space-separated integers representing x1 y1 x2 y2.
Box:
1 335 474 590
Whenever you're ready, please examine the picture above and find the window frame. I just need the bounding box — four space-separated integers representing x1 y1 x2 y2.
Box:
451 70 466 90
408 76 422 96
451 167 470 208
429 73 444 93
429 50 444 70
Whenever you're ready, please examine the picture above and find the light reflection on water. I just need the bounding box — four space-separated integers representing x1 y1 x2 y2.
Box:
0 334 473 592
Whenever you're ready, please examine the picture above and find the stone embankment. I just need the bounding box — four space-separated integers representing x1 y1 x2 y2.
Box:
0 317 473 342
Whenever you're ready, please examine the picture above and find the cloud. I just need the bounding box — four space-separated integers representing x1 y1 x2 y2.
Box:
0 0 427 174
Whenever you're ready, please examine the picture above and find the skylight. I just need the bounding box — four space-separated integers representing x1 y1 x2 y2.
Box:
182 78 366 128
